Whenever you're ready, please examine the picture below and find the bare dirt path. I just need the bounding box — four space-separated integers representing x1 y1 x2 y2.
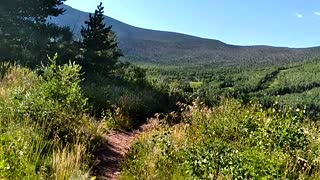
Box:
93 119 158 180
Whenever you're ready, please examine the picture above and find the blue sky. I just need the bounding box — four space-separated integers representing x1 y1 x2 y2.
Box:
65 0 320 48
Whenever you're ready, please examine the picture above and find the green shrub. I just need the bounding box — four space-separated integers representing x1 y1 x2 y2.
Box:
0 57 99 179
10 54 88 142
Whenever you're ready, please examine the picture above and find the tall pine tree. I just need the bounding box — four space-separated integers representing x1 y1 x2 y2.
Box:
80 2 122 75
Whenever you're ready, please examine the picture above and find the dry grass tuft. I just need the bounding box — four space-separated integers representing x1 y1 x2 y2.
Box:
52 143 89 180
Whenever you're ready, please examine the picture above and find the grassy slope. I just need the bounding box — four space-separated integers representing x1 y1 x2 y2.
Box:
121 100 320 179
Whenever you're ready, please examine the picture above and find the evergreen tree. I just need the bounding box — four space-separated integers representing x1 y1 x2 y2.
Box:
0 0 66 22
0 0 71 66
80 2 122 75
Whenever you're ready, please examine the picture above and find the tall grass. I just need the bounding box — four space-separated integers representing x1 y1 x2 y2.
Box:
121 99 320 179
0 119 50 179
83 74 174 130
0 58 103 179
52 143 88 180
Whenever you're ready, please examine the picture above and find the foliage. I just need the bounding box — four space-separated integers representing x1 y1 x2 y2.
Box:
10 54 88 142
2 2 320 179
80 2 122 75
0 62 12 80
143 59 320 116
121 100 320 179
83 72 174 130
0 59 103 179
116 63 147 84
0 0 66 22
0 1 75 68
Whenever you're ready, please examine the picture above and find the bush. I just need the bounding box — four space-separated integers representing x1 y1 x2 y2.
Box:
11 54 88 142
0 57 101 179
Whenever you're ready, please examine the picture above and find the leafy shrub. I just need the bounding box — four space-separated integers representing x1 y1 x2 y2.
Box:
10 54 88 142
0 57 101 179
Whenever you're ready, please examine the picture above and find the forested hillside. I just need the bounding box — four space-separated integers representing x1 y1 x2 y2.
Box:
50 5 320 66
143 58 320 112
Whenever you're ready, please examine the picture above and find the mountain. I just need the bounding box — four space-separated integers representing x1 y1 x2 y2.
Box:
48 4 320 67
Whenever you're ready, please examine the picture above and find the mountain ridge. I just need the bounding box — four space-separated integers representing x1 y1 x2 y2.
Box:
48 4 320 66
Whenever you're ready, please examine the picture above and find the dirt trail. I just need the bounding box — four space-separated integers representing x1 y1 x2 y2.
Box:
93 118 159 180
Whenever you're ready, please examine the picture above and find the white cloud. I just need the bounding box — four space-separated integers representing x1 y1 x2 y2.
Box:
314 12 320 16
296 13 303 18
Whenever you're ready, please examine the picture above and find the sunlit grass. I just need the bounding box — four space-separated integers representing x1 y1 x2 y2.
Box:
0 62 101 179
52 143 88 180
121 99 320 179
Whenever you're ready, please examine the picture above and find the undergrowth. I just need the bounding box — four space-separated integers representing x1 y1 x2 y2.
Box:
0 55 104 179
121 99 320 179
